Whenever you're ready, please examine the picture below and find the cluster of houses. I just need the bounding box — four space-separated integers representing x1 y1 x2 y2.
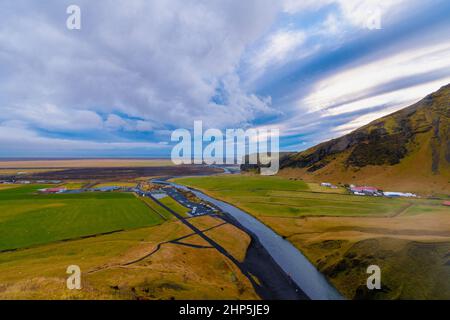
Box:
349 185 417 198
1 179 61 185
90 186 121 192
39 187 67 194
350 186 380 196
38 185 129 194
320 182 338 189
320 182 418 198
1 179 32 185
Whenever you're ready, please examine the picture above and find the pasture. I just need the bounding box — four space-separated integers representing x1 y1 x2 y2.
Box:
174 175 450 299
174 176 443 218
0 217 256 300
0 185 164 251
158 196 191 217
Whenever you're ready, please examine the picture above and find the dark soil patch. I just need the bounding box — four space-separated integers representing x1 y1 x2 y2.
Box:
8 165 222 181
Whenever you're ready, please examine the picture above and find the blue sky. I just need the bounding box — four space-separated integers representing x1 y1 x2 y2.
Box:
0 0 449 157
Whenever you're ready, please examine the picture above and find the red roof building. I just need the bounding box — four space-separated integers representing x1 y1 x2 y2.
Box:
350 186 378 193
41 187 66 193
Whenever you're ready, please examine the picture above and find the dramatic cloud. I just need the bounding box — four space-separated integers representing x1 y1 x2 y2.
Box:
283 0 406 29
0 0 280 155
249 0 450 150
0 0 449 156
251 29 306 71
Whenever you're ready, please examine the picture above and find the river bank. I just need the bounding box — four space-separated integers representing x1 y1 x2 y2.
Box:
155 178 343 300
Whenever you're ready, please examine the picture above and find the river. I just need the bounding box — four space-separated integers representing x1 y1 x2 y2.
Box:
155 179 344 300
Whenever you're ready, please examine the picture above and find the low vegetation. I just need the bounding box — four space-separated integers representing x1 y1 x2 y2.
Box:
0 185 164 251
92 182 138 188
245 85 450 195
174 175 450 299
158 196 191 217
0 217 256 300
139 196 175 221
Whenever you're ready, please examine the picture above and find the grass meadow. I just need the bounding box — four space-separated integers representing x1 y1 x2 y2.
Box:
174 175 444 218
174 175 450 299
158 196 191 217
0 185 164 251
0 217 256 300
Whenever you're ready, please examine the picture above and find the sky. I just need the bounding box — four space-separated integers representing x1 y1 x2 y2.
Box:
0 0 449 157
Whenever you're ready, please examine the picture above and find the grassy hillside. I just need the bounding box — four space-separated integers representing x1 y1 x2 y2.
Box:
277 84 450 195
0 185 164 251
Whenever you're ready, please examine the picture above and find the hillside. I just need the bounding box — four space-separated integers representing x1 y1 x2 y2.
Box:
278 84 450 195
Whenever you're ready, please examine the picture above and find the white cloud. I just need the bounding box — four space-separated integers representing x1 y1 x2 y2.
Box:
0 0 282 153
5 104 103 132
283 0 406 29
0 122 166 155
104 114 154 132
275 37 450 151
332 107 400 135
104 114 129 131
283 0 334 13
252 29 306 70
301 41 450 113
322 78 450 118
0 0 447 157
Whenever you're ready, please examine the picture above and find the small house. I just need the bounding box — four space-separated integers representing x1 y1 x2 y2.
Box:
350 186 378 195
40 187 67 194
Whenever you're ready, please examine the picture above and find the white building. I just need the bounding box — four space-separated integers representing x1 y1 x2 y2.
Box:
383 192 417 198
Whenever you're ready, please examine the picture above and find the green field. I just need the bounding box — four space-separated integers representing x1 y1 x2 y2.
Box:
159 196 190 217
62 182 87 190
140 196 175 220
173 176 442 218
174 175 450 299
0 185 164 251
0 215 257 300
92 182 138 188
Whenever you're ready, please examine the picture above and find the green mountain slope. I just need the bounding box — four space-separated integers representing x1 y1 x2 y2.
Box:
279 84 450 195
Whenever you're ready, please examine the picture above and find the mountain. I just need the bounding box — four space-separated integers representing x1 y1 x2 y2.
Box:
277 84 450 195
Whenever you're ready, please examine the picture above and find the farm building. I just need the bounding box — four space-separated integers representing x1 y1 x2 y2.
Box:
321 182 338 189
39 187 67 194
383 192 417 198
91 186 120 192
350 186 379 194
